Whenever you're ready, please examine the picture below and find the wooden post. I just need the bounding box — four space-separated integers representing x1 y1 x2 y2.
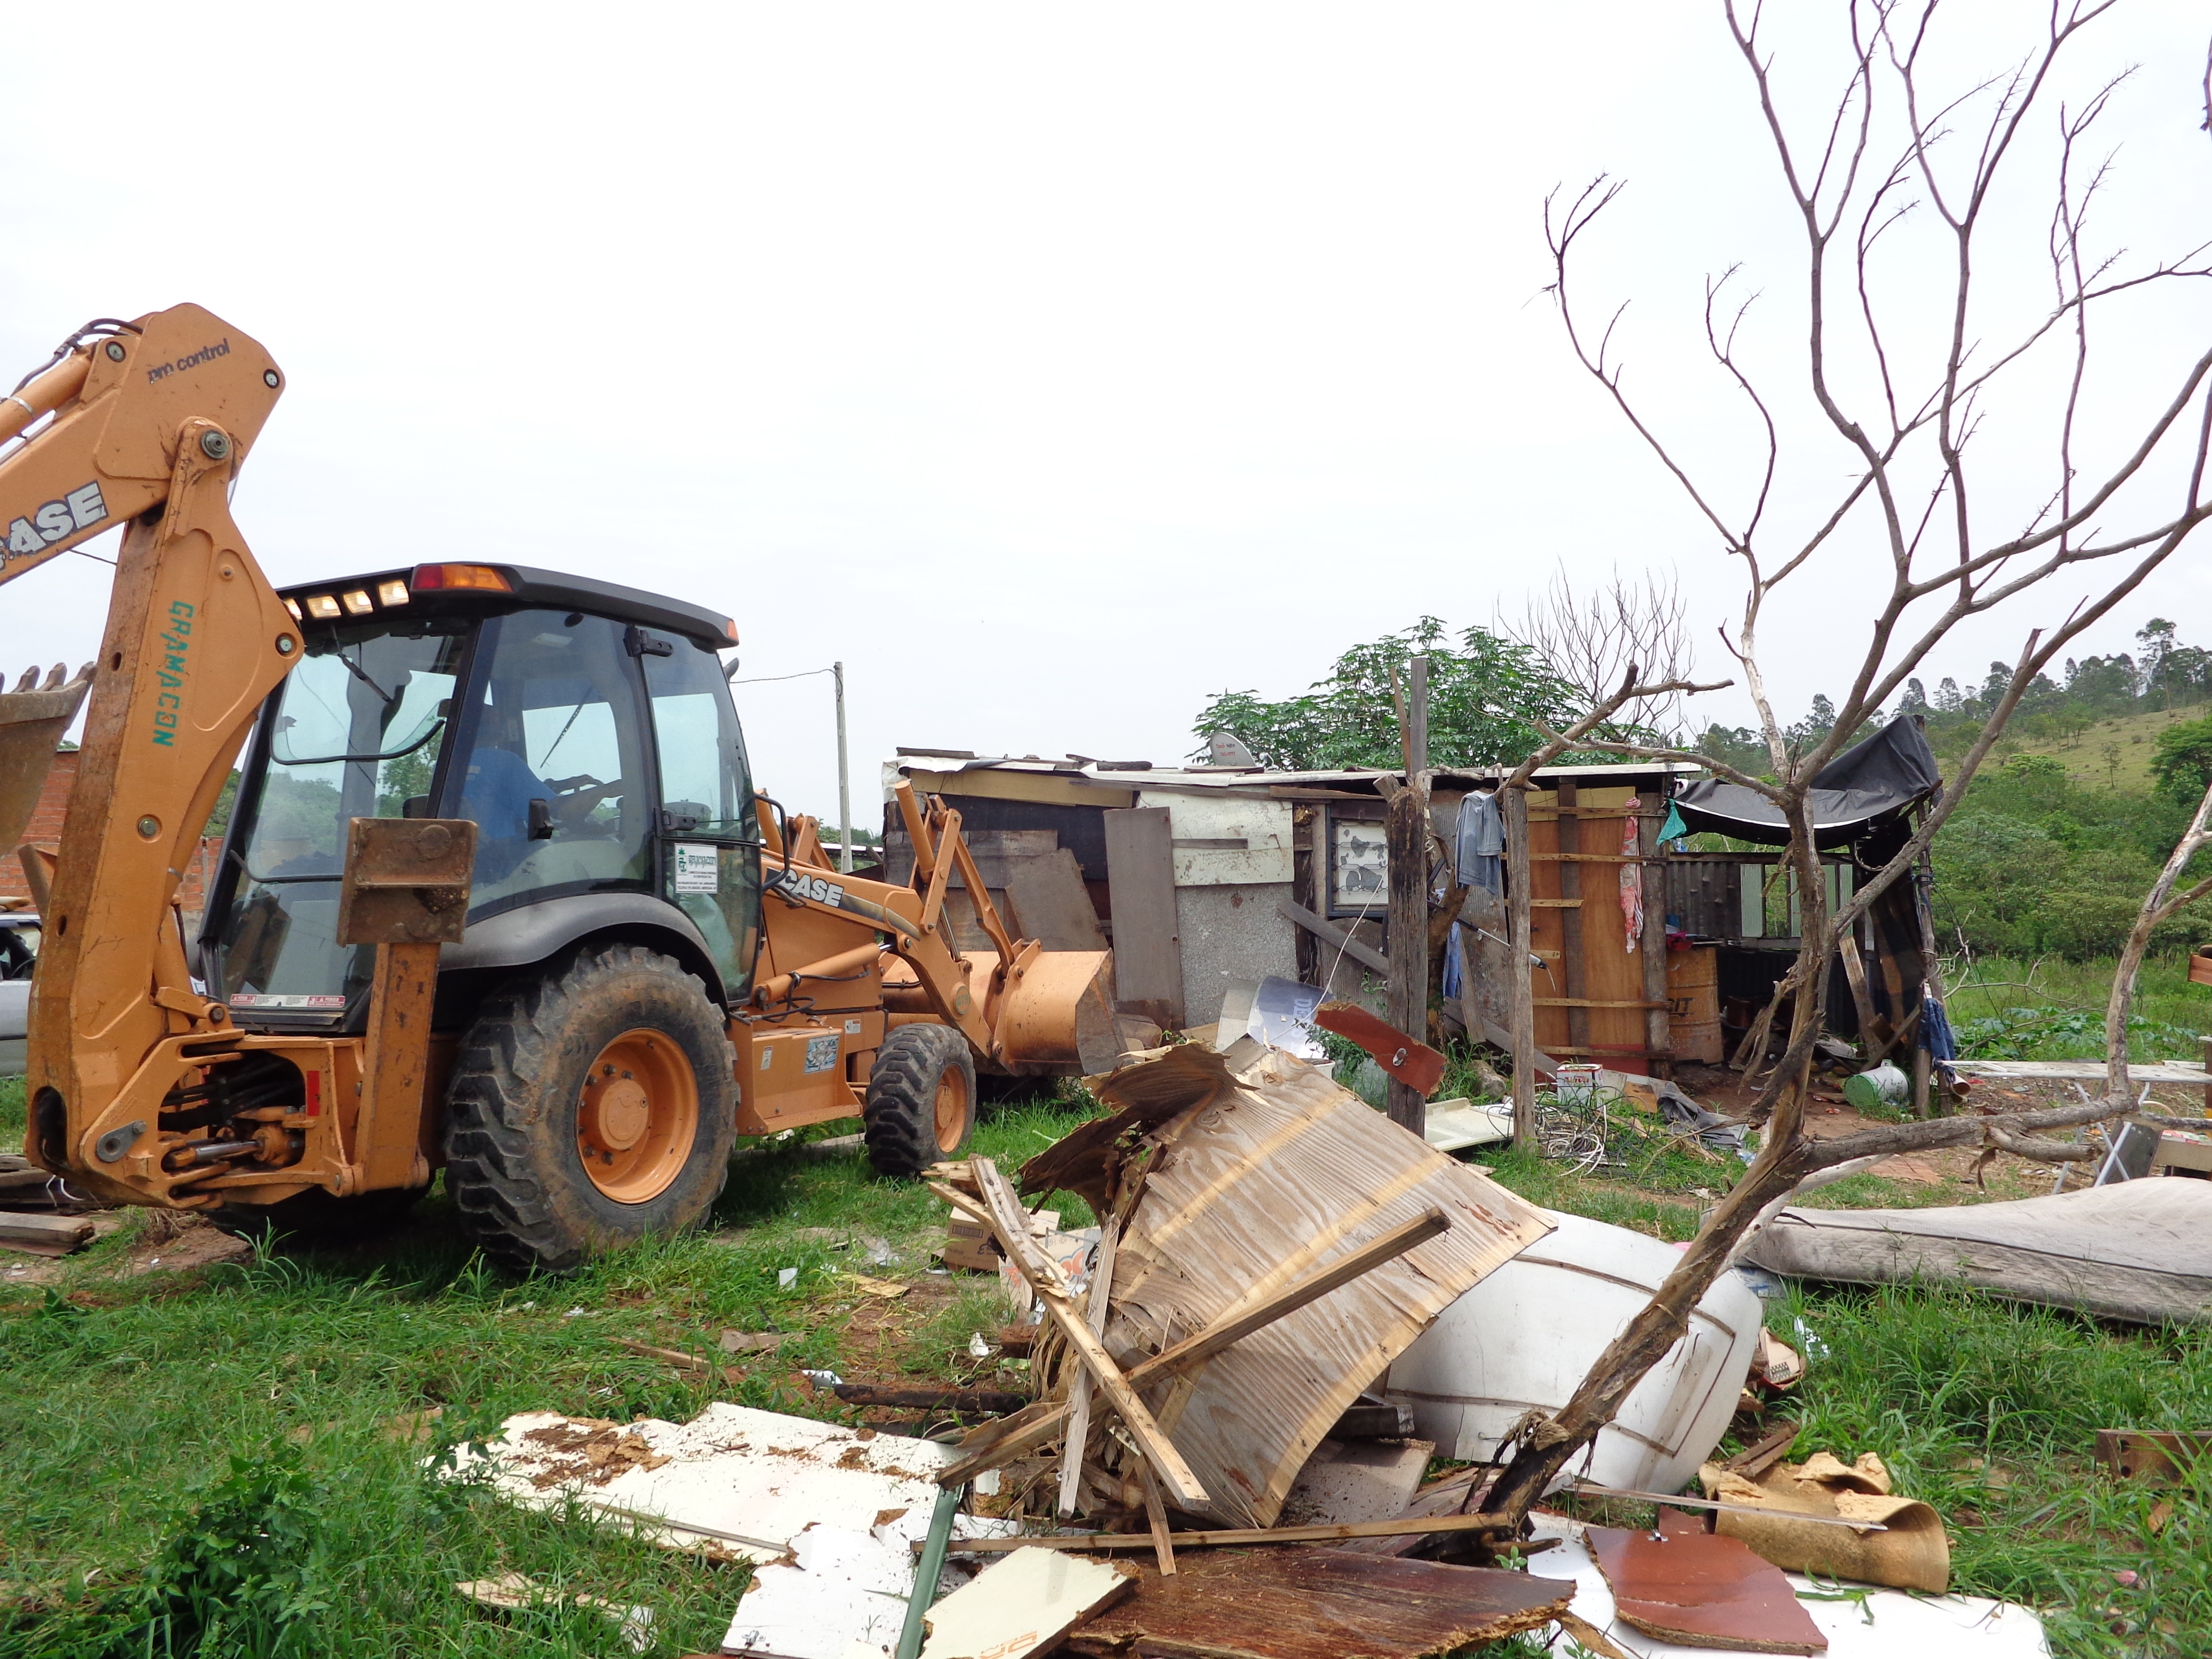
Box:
1407 655 1430 772
1913 845 1943 1118
1386 779 1430 1133
1505 785 1537 1146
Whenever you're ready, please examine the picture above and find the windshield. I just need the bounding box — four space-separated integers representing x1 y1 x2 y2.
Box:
212 618 471 1014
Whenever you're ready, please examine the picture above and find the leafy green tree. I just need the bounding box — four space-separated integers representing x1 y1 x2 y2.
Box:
1191 618 1601 770
2151 714 2212 806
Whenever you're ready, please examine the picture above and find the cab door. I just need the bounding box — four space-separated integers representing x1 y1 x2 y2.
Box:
635 627 761 1002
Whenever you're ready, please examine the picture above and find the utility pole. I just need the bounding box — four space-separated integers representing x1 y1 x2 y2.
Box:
834 661 852 875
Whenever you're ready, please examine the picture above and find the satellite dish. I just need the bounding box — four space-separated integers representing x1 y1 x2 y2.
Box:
1203 730 1260 768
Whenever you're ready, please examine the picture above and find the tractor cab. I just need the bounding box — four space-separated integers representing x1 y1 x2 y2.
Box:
204 562 761 1033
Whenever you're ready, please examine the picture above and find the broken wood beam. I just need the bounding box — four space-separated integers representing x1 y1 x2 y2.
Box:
1058 1214 1119 1517
830 1382 1032 1414
933 1510 1526 1554
936 1484 1884 1554
934 1206 1450 1488
970 1158 1209 1508
1278 898 1390 979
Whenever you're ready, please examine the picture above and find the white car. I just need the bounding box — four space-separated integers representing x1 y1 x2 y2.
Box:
0 913 38 1077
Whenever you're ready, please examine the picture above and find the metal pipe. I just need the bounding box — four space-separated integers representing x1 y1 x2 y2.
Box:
0 351 90 445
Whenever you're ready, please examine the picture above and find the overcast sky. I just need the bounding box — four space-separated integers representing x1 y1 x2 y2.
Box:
1 2 2206 827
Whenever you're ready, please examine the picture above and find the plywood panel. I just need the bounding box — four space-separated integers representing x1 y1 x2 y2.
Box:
1139 792 1295 887
1005 847 1110 950
1105 807 1185 1025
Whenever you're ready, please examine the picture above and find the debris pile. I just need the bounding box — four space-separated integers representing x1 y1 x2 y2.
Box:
444 1040 2053 1658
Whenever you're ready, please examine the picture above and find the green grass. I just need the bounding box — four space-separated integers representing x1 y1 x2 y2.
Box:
7 1062 2210 1657
1759 1280 2212 1654
0 1088 1104 1657
1942 952 2210 1067
0 1075 23 1156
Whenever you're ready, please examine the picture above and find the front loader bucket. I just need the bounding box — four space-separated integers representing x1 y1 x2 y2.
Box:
0 663 92 860
998 949 1120 1073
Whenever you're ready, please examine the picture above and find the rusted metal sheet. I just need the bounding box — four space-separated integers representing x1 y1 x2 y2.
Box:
335 816 476 945
1062 1549 1575 1659
1586 1524 1828 1655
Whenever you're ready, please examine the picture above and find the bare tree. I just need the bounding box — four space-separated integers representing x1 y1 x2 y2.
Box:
1469 0 2212 1542
1505 565 1700 739
2104 777 2212 1101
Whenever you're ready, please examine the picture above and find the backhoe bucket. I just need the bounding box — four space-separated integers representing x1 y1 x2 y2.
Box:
0 663 92 862
996 948 1120 1073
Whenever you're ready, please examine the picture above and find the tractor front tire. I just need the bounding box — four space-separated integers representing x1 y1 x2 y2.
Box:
862 1023 977 1178
444 944 737 1273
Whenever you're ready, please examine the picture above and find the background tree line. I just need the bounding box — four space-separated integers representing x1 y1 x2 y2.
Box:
1197 612 2212 961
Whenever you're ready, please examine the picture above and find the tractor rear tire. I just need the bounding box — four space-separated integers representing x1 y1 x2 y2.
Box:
444 944 737 1273
862 1024 977 1178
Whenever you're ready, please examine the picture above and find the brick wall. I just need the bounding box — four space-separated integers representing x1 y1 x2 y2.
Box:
3 749 220 924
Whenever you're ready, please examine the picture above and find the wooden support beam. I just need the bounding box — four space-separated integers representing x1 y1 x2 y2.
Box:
935 1206 1450 1488
1385 781 1430 1133
969 1159 1207 1508
1278 899 1390 979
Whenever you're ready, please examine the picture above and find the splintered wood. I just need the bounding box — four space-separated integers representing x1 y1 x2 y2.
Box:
952 1043 1550 1533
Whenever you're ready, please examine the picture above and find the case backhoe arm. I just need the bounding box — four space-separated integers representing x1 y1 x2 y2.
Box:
0 306 295 1190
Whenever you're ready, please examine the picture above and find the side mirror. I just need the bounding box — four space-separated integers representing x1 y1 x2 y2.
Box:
527 798 555 841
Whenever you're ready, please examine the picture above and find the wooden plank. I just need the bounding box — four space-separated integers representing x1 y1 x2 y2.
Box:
1531 898 1583 907
936 1207 1453 1488
1005 846 1108 950
1557 781 1589 1063
1532 998 1671 1010
1057 1214 1118 1516
943 1509 1530 1553
1104 807 1184 1027
0 1209 94 1250
1529 852 1667 863
1279 899 1389 978
1062 1551 1573 1659
970 1159 1209 1508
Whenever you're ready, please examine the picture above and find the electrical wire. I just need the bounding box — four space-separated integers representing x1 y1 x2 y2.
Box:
729 666 837 685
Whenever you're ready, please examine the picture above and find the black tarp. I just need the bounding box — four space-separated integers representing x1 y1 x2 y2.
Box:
1672 716 1941 849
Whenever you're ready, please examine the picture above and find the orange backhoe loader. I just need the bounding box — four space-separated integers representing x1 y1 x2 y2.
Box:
0 305 1116 1270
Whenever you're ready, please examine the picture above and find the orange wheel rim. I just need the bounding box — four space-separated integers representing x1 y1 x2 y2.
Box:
932 1066 970 1154
576 1029 699 1203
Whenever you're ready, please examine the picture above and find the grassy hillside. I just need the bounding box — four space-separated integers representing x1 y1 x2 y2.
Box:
1993 703 2208 793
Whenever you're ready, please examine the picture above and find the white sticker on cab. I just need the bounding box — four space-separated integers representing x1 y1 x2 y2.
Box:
673 843 719 894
